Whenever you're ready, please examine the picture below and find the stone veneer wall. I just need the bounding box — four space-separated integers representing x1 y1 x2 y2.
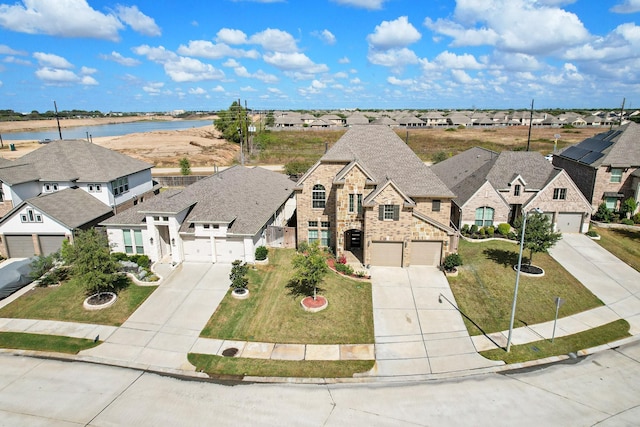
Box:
334 165 369 256
592 166 639 210
462 182 510 226
529 172 592 227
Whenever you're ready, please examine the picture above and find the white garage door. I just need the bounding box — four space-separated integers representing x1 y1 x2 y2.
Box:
6 235 36 258
216 238 246 263
370 241 403 267
557 212 582 233
410 241 442 266
39 235 65 256
182 236 213 262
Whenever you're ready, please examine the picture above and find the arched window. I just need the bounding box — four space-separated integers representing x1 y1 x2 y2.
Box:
312 184 326 209
475 206 494 227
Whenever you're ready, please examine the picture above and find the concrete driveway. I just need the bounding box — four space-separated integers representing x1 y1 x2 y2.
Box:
369 266 502 377
80 262 232 371
549 233 640 334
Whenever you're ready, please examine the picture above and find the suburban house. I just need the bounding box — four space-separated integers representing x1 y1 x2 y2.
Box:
0 139 157 258
0 139 156 217
0 188 114 258
431 147 592 233
294 125 457 268
102 166 296 265
552 122 640 212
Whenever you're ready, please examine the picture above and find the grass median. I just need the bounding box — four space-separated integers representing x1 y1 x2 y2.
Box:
0 332 101 354
593 226 640 273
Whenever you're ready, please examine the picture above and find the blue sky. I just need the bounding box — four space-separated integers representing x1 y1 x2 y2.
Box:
0 0 639 112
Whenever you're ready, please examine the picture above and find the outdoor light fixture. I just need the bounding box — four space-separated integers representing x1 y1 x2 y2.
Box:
438 294 443 304
506 207 543 352
171 238 175 246
149 237 154 245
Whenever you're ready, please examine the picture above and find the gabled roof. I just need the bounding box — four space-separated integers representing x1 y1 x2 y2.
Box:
316 125 454 198
362 179 416 207
104 166 294 236
0 162 39 185
558 122 640 168
485 151 553 190
15 139 152 182
0 188 113 229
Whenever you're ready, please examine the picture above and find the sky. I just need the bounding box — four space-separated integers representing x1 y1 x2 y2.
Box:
0 0 639 113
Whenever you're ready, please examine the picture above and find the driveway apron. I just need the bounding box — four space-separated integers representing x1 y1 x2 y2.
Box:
80 262 231 371
370 266 502 377
549 233 640 334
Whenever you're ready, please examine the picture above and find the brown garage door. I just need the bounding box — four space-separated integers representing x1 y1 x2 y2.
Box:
370 241 403 267
39 235 65 256
556 213 582 233
410 241 442 266
6 235 36 258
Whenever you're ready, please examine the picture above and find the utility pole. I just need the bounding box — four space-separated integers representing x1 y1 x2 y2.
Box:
526 99 534 151
237 98 244 166
54 101 62 140
619 97 626 127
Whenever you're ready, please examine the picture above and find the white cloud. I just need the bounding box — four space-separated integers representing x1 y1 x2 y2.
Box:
263 51 328 73
0 0 123 41
434 51 484 69
212 85 225 92
116 5 161 37
143 82 164 94
35 67 97 85
367 47 419 69
217 28 248 44
132 45 178 62
314 29 336 45
0 44 26 55
563 23 640 61
450 69 477 85
3 56 31 65
367 16 421 50
249 28 299 52
33 52 73 69
338 56 350 64
241 86 258 92
330 0 386 10
334 71 348 79
100 51 140 67
177 40 259 59
189 87 207 95
134 45 226 82
387 76 414 86
611 0 640 13
80 66 96 75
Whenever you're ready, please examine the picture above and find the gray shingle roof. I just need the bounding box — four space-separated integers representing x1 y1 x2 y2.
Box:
15 139 152 182
0 162 39 185
486 151 553 190
27 188 113 229
319 125 454 198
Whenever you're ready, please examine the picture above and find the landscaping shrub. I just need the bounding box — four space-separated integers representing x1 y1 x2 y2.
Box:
337 255 347 264
633 213 640 224
497 223 511 236
335 262 354 276
621 218 635 225
621 198 637 219
593 202 613 222
470 224 478 234
479 227 486 237
130 254 151 269
586 229 599 237
486 226 495 237
461 224 470 234
110 252 129 262
29 253 56 282
229 260 249 290
443 253 463 271
255 245 268 261
297 241 310 254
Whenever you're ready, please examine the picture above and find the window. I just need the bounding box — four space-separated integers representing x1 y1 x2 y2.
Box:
111 176 129 196
20 208 42 223
610 168 623 183
312 184 326 209
44 182 59 192
153 216 160 221
321 221 330 228
553 188 567 200
123 229 133 254
379 204 399 221
514 184 521 196
133 230 144 254
308 221 318 227
605 197 617 210
320 229 330 247
348 194 363 214
88 184 102 192
212 224 219 229
475 207 495 227
162 216 169 221
203 224 210 229
124 230 144 254
432 199 441 212
308 229 318 244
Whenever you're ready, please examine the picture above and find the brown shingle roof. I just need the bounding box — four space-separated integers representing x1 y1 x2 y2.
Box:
27 188 113 229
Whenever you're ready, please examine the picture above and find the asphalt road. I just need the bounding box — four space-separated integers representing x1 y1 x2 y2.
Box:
2 339 639 426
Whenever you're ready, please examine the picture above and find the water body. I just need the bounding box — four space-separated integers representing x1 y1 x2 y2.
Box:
3 119 213 141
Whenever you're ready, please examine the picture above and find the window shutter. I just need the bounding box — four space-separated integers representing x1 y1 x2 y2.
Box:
379 205 384 220
393 205 400 221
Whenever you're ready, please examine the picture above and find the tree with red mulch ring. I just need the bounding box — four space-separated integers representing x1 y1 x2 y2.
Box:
286 241 328 301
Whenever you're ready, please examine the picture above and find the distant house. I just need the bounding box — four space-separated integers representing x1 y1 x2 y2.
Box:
553 122 640 212
346 113 369 126
295 125 456 268
102 166 296 265
431 147 592 233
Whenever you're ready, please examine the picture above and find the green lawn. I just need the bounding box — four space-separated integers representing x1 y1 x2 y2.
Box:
481 319 630 364
0 332 101 354
200 248 374 345
448 239 603 335
0 278 156 326
188 353 374 378
593 226 640 272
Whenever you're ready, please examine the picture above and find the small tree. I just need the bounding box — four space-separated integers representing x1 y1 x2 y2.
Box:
593 202 613 222
513 213 562 266
621 197 637 218
289 241 328 300
179 157 191 176
229 260 249 290
443 253 463 272
255 246 268 261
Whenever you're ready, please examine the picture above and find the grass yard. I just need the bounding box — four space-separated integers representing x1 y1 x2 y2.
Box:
0 278 156 326
593 226 640 272
481 319 630 364
449 239 603 335
188 353 374 378
0 332 101 354
200 248 374 345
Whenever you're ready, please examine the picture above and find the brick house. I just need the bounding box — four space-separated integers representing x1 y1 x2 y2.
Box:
553 122 640 212
294 125 457 268
431 147 592 233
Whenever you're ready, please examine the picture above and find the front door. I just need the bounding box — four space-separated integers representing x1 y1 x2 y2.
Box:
345 229 362 250
509 204 522 224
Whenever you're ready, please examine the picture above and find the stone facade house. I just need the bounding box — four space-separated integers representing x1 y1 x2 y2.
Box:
553 122 640 212
295 125 457 268
431 147 592 233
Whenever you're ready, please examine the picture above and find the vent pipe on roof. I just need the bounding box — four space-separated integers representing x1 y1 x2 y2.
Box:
325 141 328 153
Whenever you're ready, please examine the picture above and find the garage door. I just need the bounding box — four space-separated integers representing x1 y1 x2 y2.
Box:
5 235 36 258
410 241 442 266
182 236 213 262
39 235 65 256
370 241 403 267
557 212 582 233
215 238 246 263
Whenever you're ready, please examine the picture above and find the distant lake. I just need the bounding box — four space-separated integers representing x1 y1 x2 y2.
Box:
3 119 213 141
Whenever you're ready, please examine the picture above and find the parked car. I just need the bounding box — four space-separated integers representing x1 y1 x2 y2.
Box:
0 258 35 299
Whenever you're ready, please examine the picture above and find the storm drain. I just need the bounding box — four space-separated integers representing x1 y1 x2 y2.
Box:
222 347 239 357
